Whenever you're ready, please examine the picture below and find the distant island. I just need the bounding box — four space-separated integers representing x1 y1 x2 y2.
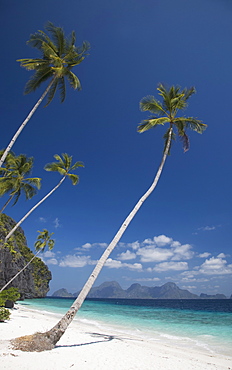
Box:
51 281 230 299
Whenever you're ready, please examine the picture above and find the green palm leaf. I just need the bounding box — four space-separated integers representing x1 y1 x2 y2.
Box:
18 22 89 105
174 117 207 134
58 77 66 103
140 96 166 115
24 67 54 94
138 83 207 153
44 153 84 183
65 70 81 90
67 173 79 185
138 117 170 133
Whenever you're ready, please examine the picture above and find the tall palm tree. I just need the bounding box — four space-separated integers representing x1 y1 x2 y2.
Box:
5 154 83 242
0 22 89 168
12 84 207 352
0 229 54 293
0 154 41 213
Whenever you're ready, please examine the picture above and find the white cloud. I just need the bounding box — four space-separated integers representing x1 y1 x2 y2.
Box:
181 285 196 290
198 257 232 275
171 244 194 261
200 226 216 231
134 277 160 282
217 253 226 258
154 235 173 246
137 247 173 262
43 250 56 258
153 261 188 272
75 242 108 251
59 255 94 268
143 235 173 247
81 243 92 250
134 235 194 263
198 252 211 258
117 250 136 261
39 217 46 223
53 217 61 228
105 258 142 271
46 258 58 265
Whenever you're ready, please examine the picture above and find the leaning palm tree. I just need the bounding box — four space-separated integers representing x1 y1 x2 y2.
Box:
0 229 54 293
11 84 207 352
0 154 41 213
5 153 83 242
0 22 89 168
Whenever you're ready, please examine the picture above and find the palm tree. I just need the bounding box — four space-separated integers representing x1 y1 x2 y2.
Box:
0 229 54 293
5 153 83 242
0 154 41 213
11 84 207 352
0 22 89 168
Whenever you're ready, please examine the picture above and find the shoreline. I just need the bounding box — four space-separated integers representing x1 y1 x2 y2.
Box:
0 304 232 370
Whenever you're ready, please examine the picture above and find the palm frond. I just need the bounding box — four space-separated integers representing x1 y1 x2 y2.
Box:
67 173 79 185
183 86 196 101
24 177 41 189
17 58 49 71
45 22 66 56
26 32 48 50
44 78 58 107
20 183 38 200
12 190 21 206
65 70 81 90
44 163 66 175
176 128 190 152
41 40 59 59
24 67 54 94
137 117 170 133
140 96 166 115
174 117 207 134
71 161 84 170
58 77 66 103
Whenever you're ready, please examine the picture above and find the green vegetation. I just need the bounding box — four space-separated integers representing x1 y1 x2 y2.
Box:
0 153 41 214
138 83 207 151
5 154 84 242
0 307 10 322
0 22 90 167
0 287 20 306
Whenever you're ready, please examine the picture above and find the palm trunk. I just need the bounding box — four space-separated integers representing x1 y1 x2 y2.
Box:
5 176 66 242
43 127 173 346
0 250 41 293
0 194 14 214
0 77 56 168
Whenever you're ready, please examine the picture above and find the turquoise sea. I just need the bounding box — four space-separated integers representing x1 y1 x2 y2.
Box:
20 298 232 356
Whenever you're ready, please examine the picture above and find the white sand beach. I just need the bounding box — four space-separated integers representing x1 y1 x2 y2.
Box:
0 304 231 370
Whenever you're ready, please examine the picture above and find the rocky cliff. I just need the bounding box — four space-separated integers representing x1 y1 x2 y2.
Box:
0 214 52 298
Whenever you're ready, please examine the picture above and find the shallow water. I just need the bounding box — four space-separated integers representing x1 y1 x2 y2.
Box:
20 298 232 356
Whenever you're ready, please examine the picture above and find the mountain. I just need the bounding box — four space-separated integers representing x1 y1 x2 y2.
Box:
0 214 52 298
200 293 227 299
54 281 199 299
52 288 74 298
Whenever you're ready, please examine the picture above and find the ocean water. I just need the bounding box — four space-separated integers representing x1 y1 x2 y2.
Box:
20 298 232 356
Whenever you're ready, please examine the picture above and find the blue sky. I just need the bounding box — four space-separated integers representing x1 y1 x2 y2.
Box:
1 0 232 296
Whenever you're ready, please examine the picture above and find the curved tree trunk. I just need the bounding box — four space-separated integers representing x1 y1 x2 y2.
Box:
29 127 173 349
0 250 40 293
0 77 56 168
5 176 66 242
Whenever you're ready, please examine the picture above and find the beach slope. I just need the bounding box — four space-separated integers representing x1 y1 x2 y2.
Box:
0 304 231 370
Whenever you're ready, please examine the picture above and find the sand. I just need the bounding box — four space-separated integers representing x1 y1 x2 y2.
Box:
0 304 231 370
